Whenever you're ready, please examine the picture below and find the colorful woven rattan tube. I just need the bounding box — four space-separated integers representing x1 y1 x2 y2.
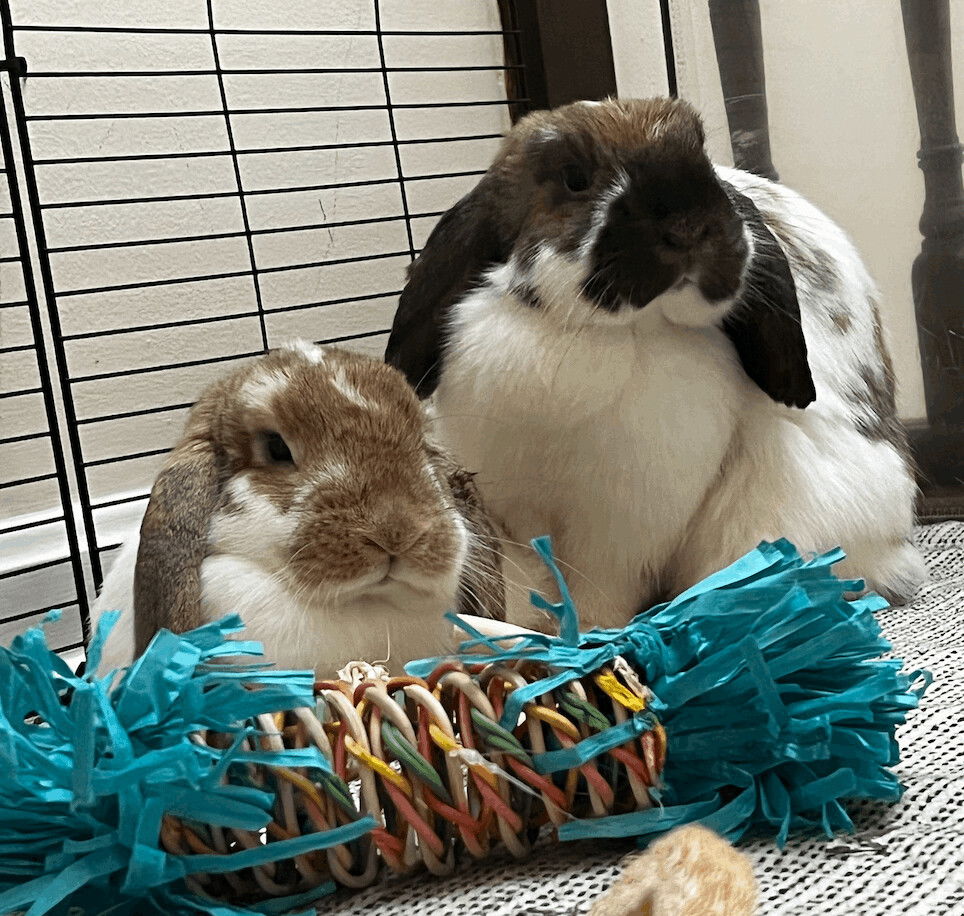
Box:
165 659 665 906
0 537 930 916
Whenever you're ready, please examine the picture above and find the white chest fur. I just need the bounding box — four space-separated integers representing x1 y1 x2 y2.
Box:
433 290 752 628
91 535 455 675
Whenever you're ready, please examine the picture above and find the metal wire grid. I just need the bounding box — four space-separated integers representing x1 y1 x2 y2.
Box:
0 61 88 654
0 0 528 648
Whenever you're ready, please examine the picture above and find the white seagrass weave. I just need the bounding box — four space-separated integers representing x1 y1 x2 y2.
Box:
319 521 964 916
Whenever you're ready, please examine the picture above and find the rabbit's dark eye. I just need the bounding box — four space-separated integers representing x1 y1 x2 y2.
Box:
561 163 590 193
263 431 293 465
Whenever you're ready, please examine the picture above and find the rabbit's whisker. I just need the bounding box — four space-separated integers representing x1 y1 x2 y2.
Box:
487 534 616 606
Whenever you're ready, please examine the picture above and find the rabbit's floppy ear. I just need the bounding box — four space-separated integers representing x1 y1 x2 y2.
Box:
132 425 227 656
719 182 816 409
386 177 512 398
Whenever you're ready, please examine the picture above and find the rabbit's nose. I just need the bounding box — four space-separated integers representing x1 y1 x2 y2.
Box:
661 220 710 251
367 515 433 558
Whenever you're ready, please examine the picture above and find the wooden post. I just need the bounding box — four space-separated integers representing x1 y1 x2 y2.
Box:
900 0 964 434
707 0 779 181
900 0 963 516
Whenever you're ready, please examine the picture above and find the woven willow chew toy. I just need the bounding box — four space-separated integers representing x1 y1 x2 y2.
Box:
0 538 929 916
169 658 664 903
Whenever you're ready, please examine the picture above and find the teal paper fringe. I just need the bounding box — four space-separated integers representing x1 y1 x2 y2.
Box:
409 538 930 846
0 614 375 916
0 539 929 916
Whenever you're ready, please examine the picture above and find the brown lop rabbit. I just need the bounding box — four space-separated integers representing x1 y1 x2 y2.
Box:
90 341 504 675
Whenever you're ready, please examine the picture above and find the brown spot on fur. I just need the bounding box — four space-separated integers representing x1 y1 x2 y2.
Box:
830 310 852 333
511 282 543 310
220 491 245 515
508 98 705 163
853 362 904 445
765 215 841 297
872 308 897 395
851 304 914 470
430 449 506 621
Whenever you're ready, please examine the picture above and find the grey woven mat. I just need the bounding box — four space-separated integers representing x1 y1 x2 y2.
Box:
320 521 964 916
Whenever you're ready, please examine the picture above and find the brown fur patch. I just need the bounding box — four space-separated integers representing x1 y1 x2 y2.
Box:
852 305 914 469
765 213 842 298
503 98 705 163
830 309 852 333
428 444 506 621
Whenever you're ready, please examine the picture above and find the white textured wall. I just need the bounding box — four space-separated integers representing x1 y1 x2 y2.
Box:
608 0 964 421
607 0 670 97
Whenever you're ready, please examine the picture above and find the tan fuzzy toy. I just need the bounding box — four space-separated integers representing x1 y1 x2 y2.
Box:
589 825 758 916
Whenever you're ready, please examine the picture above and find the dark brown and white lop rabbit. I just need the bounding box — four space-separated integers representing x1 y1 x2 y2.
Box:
386 97 923 630
91 342 503 674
